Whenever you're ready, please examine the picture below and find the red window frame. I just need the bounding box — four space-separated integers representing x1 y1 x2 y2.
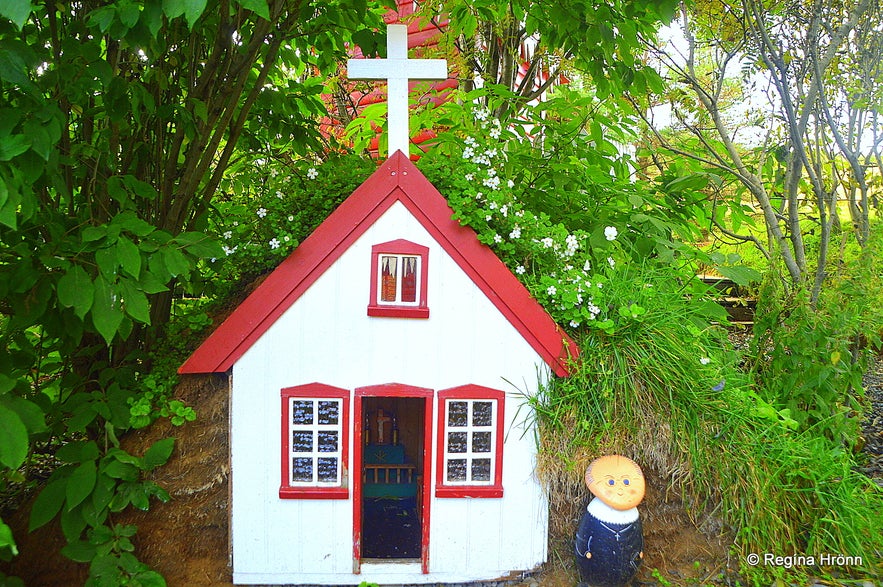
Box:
435 385 505 498
280 383 350 499
368 239 429 318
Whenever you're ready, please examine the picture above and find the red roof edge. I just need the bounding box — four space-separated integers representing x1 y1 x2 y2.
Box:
179 152 578 377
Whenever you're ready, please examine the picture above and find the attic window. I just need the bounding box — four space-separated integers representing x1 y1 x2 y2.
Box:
368 239 429 318
435 385 505 498
280 383 350 499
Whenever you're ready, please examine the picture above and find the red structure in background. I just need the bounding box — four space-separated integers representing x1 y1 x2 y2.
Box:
321 0 456 158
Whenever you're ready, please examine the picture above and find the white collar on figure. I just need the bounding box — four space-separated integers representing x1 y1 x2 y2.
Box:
587 497 640 525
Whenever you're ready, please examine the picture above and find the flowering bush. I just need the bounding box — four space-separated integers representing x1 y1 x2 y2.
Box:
420 90 719 334
204 152 376 295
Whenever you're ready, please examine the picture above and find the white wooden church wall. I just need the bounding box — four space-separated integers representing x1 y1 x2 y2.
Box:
229 201 552 585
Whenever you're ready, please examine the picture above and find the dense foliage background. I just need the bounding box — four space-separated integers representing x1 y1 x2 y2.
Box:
1 0 881 585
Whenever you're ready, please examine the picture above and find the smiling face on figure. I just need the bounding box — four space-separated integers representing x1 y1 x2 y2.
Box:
585 455 645 511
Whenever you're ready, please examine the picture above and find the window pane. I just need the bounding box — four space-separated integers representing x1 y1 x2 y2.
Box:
292 431 313 453
472 401 493 426
447 432 467 453
291 400 313 425
380 256 397 301
401 256 418 302
292 457 313 482
318 431 338 452
317 457 338 482
472 431 492 453
448 401 468 427
472 459 492 482
317 400 339 425
447 459 467 482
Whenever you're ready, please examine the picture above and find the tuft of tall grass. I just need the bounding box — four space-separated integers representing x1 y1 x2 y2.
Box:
529 262 882 585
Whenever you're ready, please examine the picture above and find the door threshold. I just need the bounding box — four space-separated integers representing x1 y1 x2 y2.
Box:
361 558 421 565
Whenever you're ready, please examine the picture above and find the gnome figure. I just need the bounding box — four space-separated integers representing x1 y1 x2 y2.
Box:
574 455 645 587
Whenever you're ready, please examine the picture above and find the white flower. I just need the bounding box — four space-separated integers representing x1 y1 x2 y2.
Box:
465 136 477 146
493 233 502 243
256 207 268 218
288 215 294 222
486 215 492 221
515 208 523 217
465 173 474 181
489 201 498 210
700 357 711 365
489 126 501 139
485 148 498 159
604 226 618 241
547 285 557 296
283 235 290 242
483 175 501 190
269 238 280 249
509 226 521 239
275 190 284 199
607 256 615 268
569 320 580 328
541 237 554 249
463 146 475 159
565 234 579 256
516 265 526 275
500 205 508 217
474 108 490 122
306 167 318 179
222 230 233 240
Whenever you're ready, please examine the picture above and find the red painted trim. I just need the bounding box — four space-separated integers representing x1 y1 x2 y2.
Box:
179 152 578 376
279 383 350 500
351 384 433 573
367 239 429 319
435 385 505 499
421 393 432 574
352 394 363 574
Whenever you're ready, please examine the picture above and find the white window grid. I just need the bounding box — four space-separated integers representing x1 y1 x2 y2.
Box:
288 397 343 486
442 399 497 486
377 254 421 306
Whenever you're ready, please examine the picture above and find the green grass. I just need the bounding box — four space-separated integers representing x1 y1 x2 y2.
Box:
529 261 883 585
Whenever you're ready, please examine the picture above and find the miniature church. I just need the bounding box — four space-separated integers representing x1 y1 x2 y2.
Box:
179 24 577 586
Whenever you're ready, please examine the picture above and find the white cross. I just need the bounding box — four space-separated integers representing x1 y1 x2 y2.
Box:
347 24 448 157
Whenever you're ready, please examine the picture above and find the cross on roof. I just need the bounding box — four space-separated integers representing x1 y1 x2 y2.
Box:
347 24 448 158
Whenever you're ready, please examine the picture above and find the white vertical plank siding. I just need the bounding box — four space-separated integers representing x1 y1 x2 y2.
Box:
230 202 551 584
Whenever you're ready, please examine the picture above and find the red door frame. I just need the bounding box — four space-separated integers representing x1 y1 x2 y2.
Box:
353 384 433 574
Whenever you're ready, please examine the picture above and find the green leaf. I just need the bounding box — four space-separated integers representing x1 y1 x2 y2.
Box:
143 437 175 470
57 265 94 319
163 0 207 27
66 461 97 511
161 247 190 277
0 519 18 556
120 279 151 324
715 264 762 286
236 0 269 19
116 237 141 278
0 134 31 161
0 0 31 30
60 540 97 563
29 478 67 531
56 440 100 464
0 395 46 437
174 232 222 258
91 276 124 345
0 405 28 469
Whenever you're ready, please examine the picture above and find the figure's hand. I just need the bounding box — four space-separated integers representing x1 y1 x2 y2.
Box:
585 552 592 559
639 551 644 559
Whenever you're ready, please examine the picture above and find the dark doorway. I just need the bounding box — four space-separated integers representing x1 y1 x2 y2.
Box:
360 397 424 559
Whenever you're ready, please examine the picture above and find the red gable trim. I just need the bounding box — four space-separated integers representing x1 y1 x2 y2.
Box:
179 152 578 376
